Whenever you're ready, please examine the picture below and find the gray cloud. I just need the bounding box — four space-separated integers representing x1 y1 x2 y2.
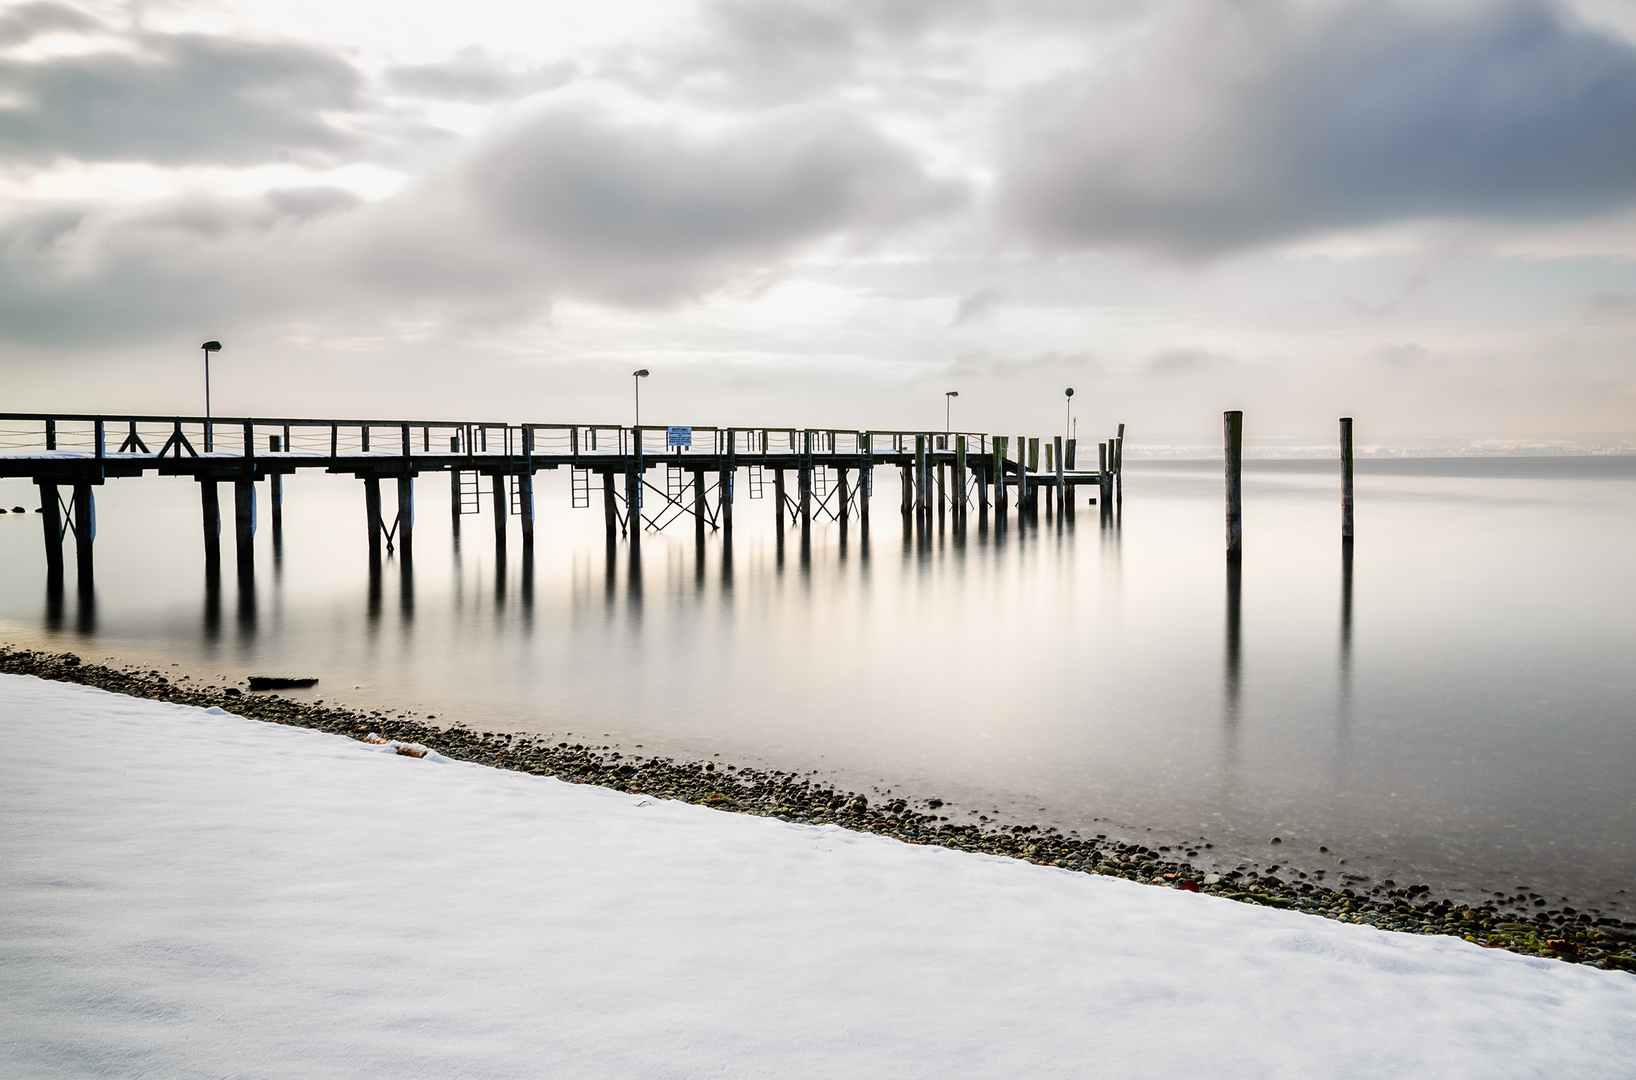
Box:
1144 348 1232 376
383 47 576 103
457 97 966 302
1001 0 1636 255
0 96 965 342
0 1 97 45
0 28 364 164
951 285 1003 325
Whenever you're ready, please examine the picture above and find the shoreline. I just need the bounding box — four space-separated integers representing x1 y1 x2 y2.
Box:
3 640 1632 971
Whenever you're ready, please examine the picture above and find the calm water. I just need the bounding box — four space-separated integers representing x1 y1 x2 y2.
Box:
3 457 1634 916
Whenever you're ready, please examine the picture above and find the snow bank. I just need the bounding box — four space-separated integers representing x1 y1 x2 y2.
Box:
2 673 1632 1079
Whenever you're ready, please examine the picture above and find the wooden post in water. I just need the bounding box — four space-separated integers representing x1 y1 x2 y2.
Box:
233 479 255 574
721 430 735 540
955 435 967 527
1224 410 1243 562
1053 436 1063 521
72 481 94 584
200 480 221 571
1340 416 1354 543
397 475 416 559
1098 442 1108 509
693 469 706 543
516 472 533 547
798 434 812 532
994 438 1007 520
38 482 63 580
899 464 912 517
774 469 787 537
365 477 384 564
603 472 617 540
837 466 850 526
914 435 927 520
492 472 508 556
1116 423 1125 505
859 466 870 531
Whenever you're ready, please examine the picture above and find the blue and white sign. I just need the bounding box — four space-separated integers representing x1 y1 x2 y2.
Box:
667 426 692 448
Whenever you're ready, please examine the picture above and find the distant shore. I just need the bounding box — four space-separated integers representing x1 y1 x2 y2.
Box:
2 640 1631 971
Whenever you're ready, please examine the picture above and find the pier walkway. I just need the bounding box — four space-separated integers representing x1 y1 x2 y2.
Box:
1 413 1123 585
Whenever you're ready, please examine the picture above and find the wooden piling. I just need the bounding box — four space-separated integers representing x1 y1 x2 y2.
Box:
859 467 871 530
72 482 94 583
38 482 63 580
915 435 928 519
515 472 532 547
200 480 221 570
955 435 967 526
233 479 255 573
398 475 416 559
693 469 706 543
899 465 912 516
270 474 282 533
1053 436 1063 521
1340 417 1354 542
602 471 617 540
837 466 850 525
365 477 384 564
492 472 508 555
774 469 787 536
1224 410 1243 562
451 470 462 535
798 461 812 531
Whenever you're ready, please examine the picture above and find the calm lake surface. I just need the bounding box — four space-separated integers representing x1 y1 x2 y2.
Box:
3 456 1634 916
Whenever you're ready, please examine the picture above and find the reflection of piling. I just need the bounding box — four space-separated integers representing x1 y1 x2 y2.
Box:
1224 410 1243 562
1225 557 1242 723
1340 416 1354 543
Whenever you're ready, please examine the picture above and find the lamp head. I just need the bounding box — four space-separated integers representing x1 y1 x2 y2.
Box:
1064 387 1074 398
946 390 958 397
633 368 649 378
201 340 222 352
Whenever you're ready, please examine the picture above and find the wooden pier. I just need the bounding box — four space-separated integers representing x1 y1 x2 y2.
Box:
0 413 1124 585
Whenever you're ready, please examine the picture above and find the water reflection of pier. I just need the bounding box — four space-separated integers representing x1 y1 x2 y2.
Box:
3 413 1125 598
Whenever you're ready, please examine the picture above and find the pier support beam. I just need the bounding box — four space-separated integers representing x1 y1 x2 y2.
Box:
200 480 221 571
603 471 617 541
798 462 811 532
720 463 734 540
38 482 63 581
71 482 95 584
515 472 532 547
234 479 255 574
398 475 415 561
859 467 870 531
837 467 850 527
693 469 706 543
492 473 508 556
365 477 383 565
451 470 462 536
774 469 786 537
625 466 641 547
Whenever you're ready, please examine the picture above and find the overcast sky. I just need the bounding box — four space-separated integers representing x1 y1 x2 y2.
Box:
3 0 1636 448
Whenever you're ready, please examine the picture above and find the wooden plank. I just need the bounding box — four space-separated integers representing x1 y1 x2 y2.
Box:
1341 416 1354 542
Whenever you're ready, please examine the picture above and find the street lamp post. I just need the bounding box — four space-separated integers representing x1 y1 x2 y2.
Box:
632 369 650 428
1064 387 1074 442
945 390 958 433
201 340 222 451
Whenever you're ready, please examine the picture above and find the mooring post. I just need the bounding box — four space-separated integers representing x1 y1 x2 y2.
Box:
200 479 221 570
1340 416 1354 543
993 438 1007 521
1098 441 1109 513
1225 410 1244 562
914 435 927 520
365 477 384 564
38 482 63 580
1054 436 1064 522
233 479 255 574
72 481 94 584
398 475 416 560
1116 423 1125 504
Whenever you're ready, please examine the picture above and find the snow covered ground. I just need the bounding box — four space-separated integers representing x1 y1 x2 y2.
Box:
3 673 1634 1079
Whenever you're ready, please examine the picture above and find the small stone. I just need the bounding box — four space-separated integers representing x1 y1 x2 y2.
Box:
1270 837 1282 844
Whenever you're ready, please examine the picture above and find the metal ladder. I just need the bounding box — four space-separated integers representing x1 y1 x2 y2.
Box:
509 474 524 514
813 466 829 496
748 465 764 499
456 471 482 515
570 468 591 508
666 464 686 500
